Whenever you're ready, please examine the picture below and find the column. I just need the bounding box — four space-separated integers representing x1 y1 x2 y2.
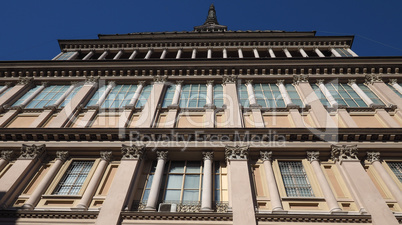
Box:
332 145 399 225
96 81 115 106
283 48 292 58
317 80 337 107
222 76 242 128
98 51 109 60
0 144 46 207
330 48 342 57
77 151 111 209
237 48 243 58
136 76 166 128
128 81 145 107
129 50 138 59
17 82 47 109
176 49 182 59
0 151 14 172
314 48 325 57
348 79 374 106
246 80 264 128
299 48 309 57
226 145 256 225
207 49 212 59
346 48 358 57
307 151 341 212
205 81 215 128
113 50 123 60
0 83 11 96
245 80 257 106
390 79 402 95
223 48 227 58
160 49 168 59
82 51 94 60
144 151 168 211
52 83 76 107
268 48 276 58
144 49 153 59
277 80 292 106
201 152 213 211
95 145 145 225
191 49 197 59
47 77 98 128
22 151 69 210
171 81 182 106
206 80 214 106
164 81 182 128
367 152 402 208
253 49 260 58
260 151 283 211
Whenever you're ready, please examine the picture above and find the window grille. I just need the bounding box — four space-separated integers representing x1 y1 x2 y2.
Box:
253 83 286 108
135 85 152 108
278 161 314 197
388 162 402 183
101 84 138 108
53 161 94 195
179 84 207 108
322 83 366 107
162 85 176 108
23 85 71 109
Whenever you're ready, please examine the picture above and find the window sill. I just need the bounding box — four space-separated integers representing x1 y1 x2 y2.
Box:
281 197 325 201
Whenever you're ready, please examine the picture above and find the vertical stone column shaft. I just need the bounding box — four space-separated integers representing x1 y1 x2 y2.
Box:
260 151 283 211
145 151 168 210
317 80 338 107
206 81 214 106
277 80 292 106
171 81 182 106
245 80 257 105
348 80 374 106
201 152 213 211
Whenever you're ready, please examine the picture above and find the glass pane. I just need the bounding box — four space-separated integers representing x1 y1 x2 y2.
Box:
184 175 200 189
186 162 201 173
164 190 181 202
166 175 183 189
169 161 185 173
182 190 199 202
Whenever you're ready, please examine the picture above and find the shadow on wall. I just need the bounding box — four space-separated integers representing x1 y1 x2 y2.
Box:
0 191 18 225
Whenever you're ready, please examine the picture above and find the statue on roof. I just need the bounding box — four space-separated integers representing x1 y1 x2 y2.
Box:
194 4 227 32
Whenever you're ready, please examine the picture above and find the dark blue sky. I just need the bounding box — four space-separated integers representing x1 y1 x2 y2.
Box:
1 0 402 60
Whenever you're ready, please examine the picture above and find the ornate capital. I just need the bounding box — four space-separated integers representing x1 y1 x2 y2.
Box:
1 150 14 162
153 75 168 83
245 80 253 85
365 74 383 85
331 145 358 161
389 79 398 85
316 79 324 85
206 80 214 86
347 79 356 86
225 145 249 161
307 151 320 162
277 80 285 85
293 75 309 85
41 82 49 88
138 81 146 86
4 82 13 87
222 75 237 85
260 151 272 162
17 77 33 85
19 144 46 160
121 144 146 160
156 151 168 160
55 151 69 162
100 151 112 162
367 152 381 163
202 151 214 161
85 76 99 85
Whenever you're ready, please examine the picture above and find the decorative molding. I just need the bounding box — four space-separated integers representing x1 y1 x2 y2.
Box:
260 151 272 162
153 75 168 83
365 74 383 85
245 80 253 85
206 80 214 85
366 152 381 163
222 75 237 85
138 80 146 86
293 74 309 85
19 144 46 160
389 79 398 85
176 80 184 85
256 214 371 223
202 151 214 161
0 211 98 219
100 151 113 162
156 151 168 160
331 144 358 161
277 79 284 85
0 150 14 162
17 77 33 85
4 82 13 87
347 79 356 86
307 151 319 162
225 145 249 161
316 79 324 85
85 76 99 84
177 202 201 213
121 144 146 160
55 151 69 162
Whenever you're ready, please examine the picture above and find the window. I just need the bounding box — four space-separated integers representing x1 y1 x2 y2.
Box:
162 85 176 108
334 48 353 57
59 85 82 108
86 86 107 107
278 161 314 197
387 83 402 98
25 85 72 109
101 84 137 108
213 85 224 108
238 84 249 107
12 86 42 107
285 84 304 107
322 83 367 107
179 84 207 108
53 161 94 195
253 83 286 108
0 86 10 98
388 162 402 183
56 51 77 60
358 84 384 105
214 161 228 202
312 85 331 107
135 85 152 108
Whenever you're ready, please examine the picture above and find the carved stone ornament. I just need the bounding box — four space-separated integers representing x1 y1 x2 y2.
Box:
222 75 237 85
100 151 112 162
55 151 69 162
153 75 168 83
202 151 214 160
138 81 146 86
19 144 46 160
347 79 356 86
277 79 285 85
260 151 272 161
17 77 33 85
245 80 253 85
316 79 324 85
156 151 168 160
1 150 14 162
389 79 398 85
177 202 201 213
225 145 249 161
206 80 214 85
331 145 358 161
307 151 320 162
365 74 383 85
121 144 146 160
85 76 99 84
367 152 381 163
293 74 309 85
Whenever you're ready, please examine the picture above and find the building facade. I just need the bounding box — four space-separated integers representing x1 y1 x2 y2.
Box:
0 4 401 225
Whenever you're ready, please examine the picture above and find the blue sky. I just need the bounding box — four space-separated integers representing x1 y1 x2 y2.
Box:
1 0 402 60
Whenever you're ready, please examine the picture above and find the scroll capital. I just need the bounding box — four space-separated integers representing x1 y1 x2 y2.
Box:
121 144 146 160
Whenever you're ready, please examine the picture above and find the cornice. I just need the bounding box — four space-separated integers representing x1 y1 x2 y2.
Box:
256 214 371 223
0 210 98 219
121 211 232 221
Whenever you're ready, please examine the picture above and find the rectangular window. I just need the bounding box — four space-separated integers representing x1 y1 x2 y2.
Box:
59 85 82 108
312 85 331 107
238 84 249 107
285 84 304 107
388 162 402 183
102 84 138 108
387 83 402 98
53 161 94 195
324 83 367 107
86 86 107 107
12 86 42 107
162 86 176 108
179 84 207 108
357 84 384 105
25 85 71 109
334 48 353 57
56 51 77 60
278 161 314 197
254 83 286 108
135 85 152 108
213 85 224 108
